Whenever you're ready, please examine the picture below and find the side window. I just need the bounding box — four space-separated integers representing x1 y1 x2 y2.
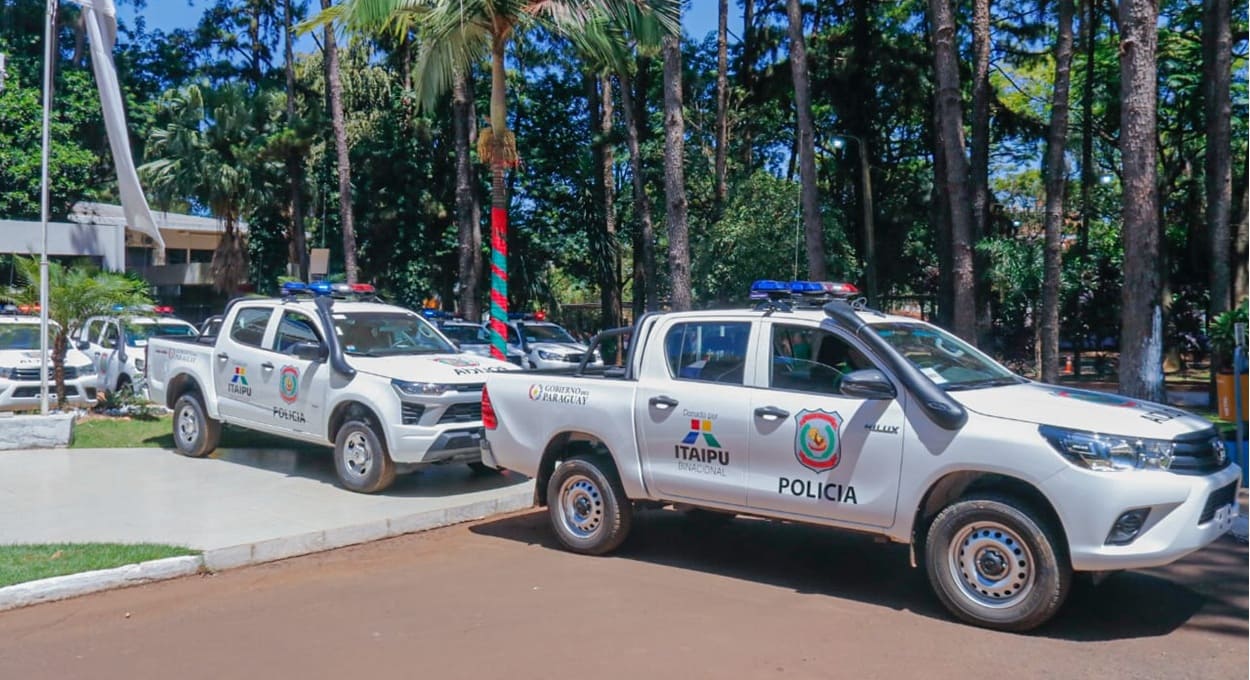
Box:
271 311 323 354
664 321 751 385
229 308 272 348
770 324 875 395
102 323 119 349
83 320 100 342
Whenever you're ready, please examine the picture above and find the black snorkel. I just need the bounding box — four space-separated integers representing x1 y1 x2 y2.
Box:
313 295 356 378
823 299 968 431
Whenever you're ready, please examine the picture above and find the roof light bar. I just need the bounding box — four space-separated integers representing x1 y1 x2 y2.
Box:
750 280 860 303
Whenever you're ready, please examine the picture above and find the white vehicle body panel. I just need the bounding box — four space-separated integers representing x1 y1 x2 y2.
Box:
0 317 98 409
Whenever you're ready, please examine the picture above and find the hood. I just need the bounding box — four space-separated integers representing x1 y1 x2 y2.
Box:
2 349 93 370
952 382 1213 439
349 353 520 382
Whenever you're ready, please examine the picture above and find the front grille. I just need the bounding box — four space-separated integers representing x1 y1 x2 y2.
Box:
12 386 39 398
564 353 584 363
13 366 77 381
83 387 97 400
450 383 484 393
401 403 426 425
1170 429 1230 475
1199 480 1239 524
438 402 482 424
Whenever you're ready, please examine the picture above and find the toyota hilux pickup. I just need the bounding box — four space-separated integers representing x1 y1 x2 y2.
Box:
479 280 1242 631
146 282 519 493
78 307 199 395
0 312 98 410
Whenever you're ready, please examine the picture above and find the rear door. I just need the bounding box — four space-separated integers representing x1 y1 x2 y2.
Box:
213 305 277 424
746 321 905 528
634 318 756 507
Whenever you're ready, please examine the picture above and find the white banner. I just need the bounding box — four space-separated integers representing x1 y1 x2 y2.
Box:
77 0 164 250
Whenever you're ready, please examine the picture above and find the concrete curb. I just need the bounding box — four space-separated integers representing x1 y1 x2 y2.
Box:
0 485 534 613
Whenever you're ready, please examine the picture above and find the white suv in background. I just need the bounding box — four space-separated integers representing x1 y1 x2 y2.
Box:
0 312 98 410
79 307 199 395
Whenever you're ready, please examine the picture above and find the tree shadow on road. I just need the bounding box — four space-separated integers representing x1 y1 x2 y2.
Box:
471 509 1246 641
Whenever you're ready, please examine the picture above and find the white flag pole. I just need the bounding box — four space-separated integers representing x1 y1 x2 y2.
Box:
39 0 58 415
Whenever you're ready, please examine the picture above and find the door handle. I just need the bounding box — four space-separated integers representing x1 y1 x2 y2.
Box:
754 406 789 421
261 362 274 371
216 352 229 362
649 395 679 410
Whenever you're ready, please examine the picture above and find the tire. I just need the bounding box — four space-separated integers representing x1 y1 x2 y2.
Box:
115 375 133 396
334 419 397 493
546 454 632 555
467 461 502 475
172 392 220 458
924 494 1071 632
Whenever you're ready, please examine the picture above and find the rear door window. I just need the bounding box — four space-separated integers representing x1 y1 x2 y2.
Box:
663 321 751 385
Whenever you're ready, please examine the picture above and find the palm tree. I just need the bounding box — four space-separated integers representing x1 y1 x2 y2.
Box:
311 0 678 357
4 258 150 407
141 83 280 294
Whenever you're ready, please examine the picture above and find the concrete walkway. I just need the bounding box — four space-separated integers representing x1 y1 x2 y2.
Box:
0 446 533 552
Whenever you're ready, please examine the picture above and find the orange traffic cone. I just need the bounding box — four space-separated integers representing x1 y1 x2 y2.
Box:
1061 356 1074 376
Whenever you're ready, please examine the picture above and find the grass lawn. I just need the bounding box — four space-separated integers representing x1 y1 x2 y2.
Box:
72 414 325 451
0 543 199 588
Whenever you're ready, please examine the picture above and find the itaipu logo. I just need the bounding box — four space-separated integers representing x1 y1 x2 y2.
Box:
231 366 249 386
794 409 843 472
682 419 721 447
279 365 299 403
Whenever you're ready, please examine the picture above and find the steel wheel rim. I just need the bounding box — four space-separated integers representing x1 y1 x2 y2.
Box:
177 405 199 446
343 431 372 478
558 474 604 539
949 520 1036 609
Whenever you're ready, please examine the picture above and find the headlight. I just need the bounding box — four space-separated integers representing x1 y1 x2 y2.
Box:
391 379 451 396
537 350 560 361
0 366 13 379
1039 425 1174 471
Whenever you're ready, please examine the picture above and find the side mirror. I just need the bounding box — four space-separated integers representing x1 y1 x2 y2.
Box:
76 340 90 351
840 368 896 400
292 341 328 362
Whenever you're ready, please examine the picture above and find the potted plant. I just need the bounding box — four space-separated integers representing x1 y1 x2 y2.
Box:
1210 299 1249 422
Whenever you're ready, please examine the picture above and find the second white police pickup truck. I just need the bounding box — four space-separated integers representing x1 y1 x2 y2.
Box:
146 282 518 493
479 280 1242 631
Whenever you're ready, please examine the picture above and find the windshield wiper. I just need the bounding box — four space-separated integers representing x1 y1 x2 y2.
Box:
943 377 1021 392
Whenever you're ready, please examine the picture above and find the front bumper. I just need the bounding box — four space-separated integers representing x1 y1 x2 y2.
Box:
1043 462 1243 571
0 377 98 410
389 424 483 465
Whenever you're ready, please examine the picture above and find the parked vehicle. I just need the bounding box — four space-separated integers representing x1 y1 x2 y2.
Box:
0 312 98 409
498 315 602 370
79 306 198 395
146 282 520 493
479 280 1242 631
433 317 526 367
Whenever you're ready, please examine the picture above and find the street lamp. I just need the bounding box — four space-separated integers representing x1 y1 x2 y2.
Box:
824 134 877 307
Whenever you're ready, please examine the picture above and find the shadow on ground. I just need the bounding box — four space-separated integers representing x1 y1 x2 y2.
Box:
472 508 1247 641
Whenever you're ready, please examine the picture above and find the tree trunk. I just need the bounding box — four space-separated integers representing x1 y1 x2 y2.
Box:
621 69 656 317
53 330 67 407
932 101 954 328
741 0 755 168
453 67 482 321
715 0 729 213
786 0 826 281
1074 0 1098 378
1040 0 1076 384
487 36 511 358
323 0 357 284
1204 0 1232 324
284 0 307 281
1235 189 1248 303
248 0 263 87
1117 0 1165 402
928 0 977 342
662 32 691 312
970 0 993 345
588 73 621 330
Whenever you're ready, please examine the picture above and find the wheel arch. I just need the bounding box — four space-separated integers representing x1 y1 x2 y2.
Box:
911 470 1069 557
328 399 387 448
166 373 204 410
534 431 620 507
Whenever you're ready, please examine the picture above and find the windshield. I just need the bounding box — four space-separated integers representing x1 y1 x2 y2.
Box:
333 312 455 356
873 323 1020 390
0 323 55 350
511 323 577 345
441 325 487 345
124 321 197 347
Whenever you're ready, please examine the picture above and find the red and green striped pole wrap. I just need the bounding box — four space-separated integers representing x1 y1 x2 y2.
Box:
489 206 508 360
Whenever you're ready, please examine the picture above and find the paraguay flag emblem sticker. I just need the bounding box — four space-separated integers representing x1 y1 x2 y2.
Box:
794 409 843 472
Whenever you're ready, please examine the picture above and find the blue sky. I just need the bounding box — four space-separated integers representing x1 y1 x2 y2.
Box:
119 2 725 46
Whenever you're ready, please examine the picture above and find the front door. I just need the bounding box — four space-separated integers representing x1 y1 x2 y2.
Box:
262 309 330 437
635 319 756 507
747 322 905 528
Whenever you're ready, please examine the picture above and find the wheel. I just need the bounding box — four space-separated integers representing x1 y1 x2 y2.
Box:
924 494 1071 632
115 375 133 396
467 461 502 475
172 392 220 458
546 454 632 555
334 419 397 493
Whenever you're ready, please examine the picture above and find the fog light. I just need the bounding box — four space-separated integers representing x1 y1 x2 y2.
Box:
1106 508 1151 545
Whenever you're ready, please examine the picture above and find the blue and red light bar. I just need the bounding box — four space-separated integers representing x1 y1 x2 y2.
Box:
750 280 860 302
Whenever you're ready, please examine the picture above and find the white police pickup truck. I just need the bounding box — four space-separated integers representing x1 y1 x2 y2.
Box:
0 312 98 410
78 306 199 395
479 280 1242 631
146 282 519 493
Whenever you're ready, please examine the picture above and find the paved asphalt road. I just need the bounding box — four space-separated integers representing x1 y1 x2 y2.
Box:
0 509 1244 680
